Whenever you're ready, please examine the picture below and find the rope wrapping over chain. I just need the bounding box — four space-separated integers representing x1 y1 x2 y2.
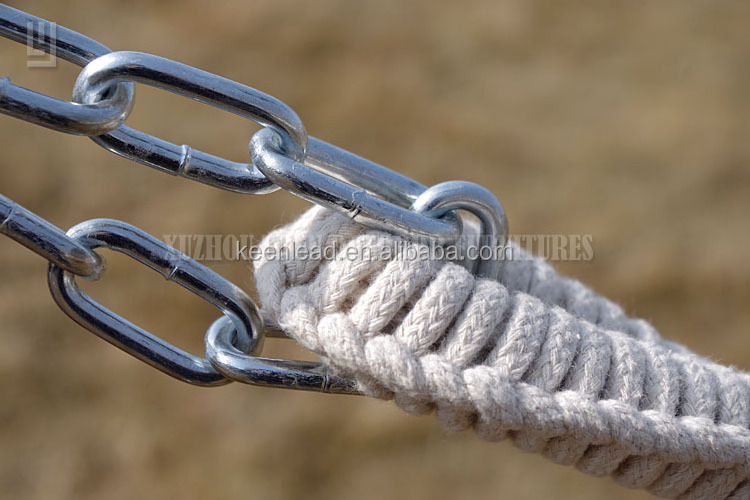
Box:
255 206 750 499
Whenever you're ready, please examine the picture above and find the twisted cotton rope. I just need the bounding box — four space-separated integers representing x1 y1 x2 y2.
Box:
254 206 750 499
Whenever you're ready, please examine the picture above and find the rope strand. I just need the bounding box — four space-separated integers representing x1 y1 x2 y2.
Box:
255 206 750 499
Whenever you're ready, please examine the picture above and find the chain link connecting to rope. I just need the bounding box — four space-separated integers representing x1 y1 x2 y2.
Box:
253 207 750 499
0 5 507 392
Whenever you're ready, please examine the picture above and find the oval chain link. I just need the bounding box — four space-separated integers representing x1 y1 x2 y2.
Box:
0 5 133 135
0 193 103 278
47 219 262 387
72 51 308 194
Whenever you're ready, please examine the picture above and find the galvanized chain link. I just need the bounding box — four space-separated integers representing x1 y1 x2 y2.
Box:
73 50 306 194
0 5 133 135
0 194 103 278
0 4 508 393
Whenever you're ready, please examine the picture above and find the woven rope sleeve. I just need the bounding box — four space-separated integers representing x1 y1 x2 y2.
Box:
254 206 750 499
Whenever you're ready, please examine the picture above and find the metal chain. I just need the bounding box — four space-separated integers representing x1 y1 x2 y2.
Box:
0 5 508 394
0 5 133 135
73 50 306 194
0 194 103 278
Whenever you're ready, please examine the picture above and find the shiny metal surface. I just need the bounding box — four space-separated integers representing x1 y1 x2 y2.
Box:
0 5 133 135
0 194 103 278
47 219 263 386
1 6 511 393
250 128 463 245
411 181 509 280
205 315 361 395
73 51 308 194
305 137 427 207
0 4 108 65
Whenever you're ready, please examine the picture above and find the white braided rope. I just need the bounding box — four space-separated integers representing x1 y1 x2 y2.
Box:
254 206 750 499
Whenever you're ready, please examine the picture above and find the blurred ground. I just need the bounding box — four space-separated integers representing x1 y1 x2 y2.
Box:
1 1 749 499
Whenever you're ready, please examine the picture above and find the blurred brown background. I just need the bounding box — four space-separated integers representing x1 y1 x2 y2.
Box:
2 1 749 499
